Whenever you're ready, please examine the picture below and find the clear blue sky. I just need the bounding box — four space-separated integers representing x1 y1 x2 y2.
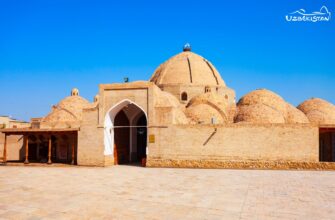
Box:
0 0 334 121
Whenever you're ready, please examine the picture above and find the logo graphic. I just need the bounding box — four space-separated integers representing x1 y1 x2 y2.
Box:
286 6 331 22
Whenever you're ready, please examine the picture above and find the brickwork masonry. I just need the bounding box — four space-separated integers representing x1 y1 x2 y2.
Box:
147 158 335 170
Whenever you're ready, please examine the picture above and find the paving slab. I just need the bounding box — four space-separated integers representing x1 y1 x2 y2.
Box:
0 166 335 219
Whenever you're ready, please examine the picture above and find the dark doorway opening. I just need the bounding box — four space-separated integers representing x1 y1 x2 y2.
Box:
28 143 38 161
112 103 147 165
114 110 130 164
319 128 335 162
136 114 147 162
39 142 48 163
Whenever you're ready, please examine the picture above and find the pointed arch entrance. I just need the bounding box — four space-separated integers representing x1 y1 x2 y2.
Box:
104 100 147 165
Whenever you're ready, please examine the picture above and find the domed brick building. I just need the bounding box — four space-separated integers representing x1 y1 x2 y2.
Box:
1 45 335 169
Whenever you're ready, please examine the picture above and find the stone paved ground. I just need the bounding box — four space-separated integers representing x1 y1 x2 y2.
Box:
0 166 335 220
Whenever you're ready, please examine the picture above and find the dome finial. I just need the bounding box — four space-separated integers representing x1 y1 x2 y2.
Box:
71 88 79 96
183 43 191 52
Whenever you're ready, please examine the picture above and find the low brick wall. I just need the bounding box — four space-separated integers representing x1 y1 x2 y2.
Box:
147 124 320 168
146 159 335 170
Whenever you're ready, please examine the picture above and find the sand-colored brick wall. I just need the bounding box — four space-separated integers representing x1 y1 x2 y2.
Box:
103 89 148 116
147 124 319 163
0 133 24 161
78 108 105 166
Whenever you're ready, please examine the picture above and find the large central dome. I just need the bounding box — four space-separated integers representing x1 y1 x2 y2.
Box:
150 47 225 87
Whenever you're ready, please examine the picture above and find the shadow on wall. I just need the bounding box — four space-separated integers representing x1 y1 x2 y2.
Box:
18 140 25 161
11 135 25 161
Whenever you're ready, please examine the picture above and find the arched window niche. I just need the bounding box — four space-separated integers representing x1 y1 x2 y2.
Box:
181 92 188 101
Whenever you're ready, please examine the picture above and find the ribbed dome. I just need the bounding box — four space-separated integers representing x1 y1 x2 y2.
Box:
150 51 225 86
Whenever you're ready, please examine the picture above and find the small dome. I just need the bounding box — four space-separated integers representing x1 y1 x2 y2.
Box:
58 96 91 115
43 95 91 124
186 104 225 124
71 88 79 96
150 50 225 87
152 85 189 124
235 89 309 124
187 92 228 107
237 89 287 115
153 85 181 108
298 98 335 125
235 104 285 123
286 104 310 124
186 92 235 123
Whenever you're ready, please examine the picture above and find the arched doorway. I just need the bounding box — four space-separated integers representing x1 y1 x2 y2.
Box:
104 100 148 165
114 110 130 164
